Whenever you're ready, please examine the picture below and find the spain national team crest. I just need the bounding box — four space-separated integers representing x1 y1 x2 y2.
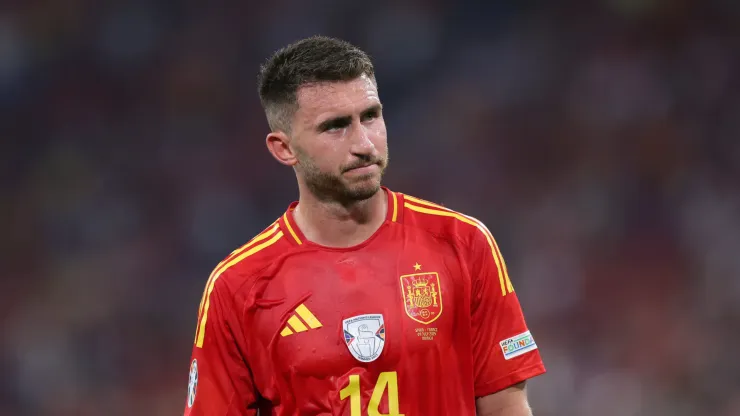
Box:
400 272 443 324
343 314 385 363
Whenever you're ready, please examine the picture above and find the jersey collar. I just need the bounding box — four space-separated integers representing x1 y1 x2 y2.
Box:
280 186 402 248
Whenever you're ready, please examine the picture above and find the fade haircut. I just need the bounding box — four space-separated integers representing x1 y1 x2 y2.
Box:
258 35 376 133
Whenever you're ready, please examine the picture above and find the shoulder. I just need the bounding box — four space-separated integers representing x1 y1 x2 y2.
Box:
396 191 493 248
397 191 514 296
205 218 295 293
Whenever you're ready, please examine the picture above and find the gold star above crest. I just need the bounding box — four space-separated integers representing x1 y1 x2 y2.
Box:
413 262 422 271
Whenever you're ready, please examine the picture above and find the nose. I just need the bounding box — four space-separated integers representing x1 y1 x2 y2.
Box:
349 123 376 156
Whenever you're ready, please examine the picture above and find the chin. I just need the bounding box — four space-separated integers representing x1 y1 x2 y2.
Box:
343 181 381 201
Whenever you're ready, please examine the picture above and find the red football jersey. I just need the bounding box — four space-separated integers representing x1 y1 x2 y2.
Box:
184 187 545 416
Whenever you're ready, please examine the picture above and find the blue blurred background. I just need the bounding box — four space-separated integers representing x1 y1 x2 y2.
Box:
3 0 740 415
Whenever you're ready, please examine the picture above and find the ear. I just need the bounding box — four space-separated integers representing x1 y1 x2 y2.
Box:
266 131 298 166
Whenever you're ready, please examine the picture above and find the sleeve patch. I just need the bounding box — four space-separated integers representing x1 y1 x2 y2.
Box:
187 359 198 407
499 330 538 360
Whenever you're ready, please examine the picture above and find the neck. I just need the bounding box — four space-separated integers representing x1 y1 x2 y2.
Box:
293 187 388 248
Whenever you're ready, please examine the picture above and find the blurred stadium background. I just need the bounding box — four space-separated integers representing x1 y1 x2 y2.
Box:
3 0 740 415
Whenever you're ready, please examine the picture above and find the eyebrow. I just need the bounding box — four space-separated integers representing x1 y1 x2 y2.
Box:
316 103 383 132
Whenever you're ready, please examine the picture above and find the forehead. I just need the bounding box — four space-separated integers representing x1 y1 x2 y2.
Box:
295 75 379 120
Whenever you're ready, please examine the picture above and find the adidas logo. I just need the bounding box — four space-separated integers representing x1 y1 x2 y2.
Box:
280 304 323 336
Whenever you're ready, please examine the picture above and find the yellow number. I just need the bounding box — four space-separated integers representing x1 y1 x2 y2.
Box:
368 371 403 416
340 375 361 416
340 372 404 416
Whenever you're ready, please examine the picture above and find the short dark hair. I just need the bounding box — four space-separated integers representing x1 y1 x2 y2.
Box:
257 35 376 133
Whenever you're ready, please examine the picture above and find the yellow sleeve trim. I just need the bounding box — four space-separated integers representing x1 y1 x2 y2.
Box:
194 230 284 347
196 222 279 319
404 201 513 296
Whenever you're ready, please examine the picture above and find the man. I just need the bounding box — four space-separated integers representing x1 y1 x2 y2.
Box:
184 35 545 416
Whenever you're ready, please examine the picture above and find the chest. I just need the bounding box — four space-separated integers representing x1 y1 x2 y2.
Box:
249 241 471 378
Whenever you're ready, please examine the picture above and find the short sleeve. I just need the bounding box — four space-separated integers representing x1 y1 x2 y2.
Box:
184 276 258 416
468 222 546 397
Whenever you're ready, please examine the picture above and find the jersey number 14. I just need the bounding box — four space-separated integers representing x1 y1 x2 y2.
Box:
339 371 404 416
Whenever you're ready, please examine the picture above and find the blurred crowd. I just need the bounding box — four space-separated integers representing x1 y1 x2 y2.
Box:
3 0 740 415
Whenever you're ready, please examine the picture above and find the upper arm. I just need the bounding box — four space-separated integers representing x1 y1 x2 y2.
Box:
476 382 531 416
468 220 546 397
184 276 258 416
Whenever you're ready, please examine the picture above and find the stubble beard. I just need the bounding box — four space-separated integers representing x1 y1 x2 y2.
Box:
297 152 388 205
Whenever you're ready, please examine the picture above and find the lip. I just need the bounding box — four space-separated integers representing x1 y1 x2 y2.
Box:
345 164 379 175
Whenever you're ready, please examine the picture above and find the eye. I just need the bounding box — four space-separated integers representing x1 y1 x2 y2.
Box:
361 109 380 122
321 118 350 133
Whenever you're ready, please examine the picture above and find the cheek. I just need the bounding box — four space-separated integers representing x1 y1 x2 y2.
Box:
369 122 388 148
306 142 345 171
